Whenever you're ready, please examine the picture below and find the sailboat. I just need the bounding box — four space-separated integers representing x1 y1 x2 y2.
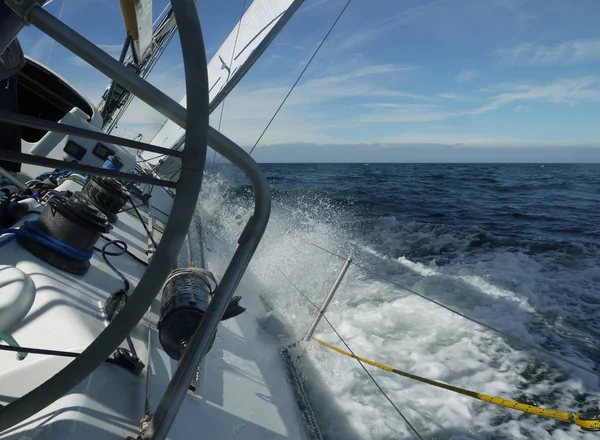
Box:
0 0 323 438
1 0 599 438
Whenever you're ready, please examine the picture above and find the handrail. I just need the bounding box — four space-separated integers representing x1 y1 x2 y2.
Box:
144 126 271 439
0 0 208 433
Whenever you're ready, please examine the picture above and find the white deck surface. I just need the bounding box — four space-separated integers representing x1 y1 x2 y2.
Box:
0 178 309 439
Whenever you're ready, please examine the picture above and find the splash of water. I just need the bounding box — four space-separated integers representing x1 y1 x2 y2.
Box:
199 171 600 440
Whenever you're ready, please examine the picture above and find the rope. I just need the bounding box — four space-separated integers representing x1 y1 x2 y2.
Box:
314 338 600 431
276 266 423 439
100 239 131 292
308 241 600 379
0 221 93 261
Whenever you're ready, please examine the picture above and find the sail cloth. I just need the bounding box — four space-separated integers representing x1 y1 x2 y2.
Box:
118 0 153 64
149 0 305 151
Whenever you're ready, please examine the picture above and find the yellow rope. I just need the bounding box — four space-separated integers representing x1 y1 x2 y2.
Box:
314 338 600 431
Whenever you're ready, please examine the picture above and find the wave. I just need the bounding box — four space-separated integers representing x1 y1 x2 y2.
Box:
200 171 600 440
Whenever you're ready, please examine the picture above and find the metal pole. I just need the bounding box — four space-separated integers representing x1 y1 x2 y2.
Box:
100 34 131 126
0 109 183 157
305 257 352 342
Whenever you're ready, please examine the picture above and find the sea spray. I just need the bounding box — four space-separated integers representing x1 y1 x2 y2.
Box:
199 164 600 439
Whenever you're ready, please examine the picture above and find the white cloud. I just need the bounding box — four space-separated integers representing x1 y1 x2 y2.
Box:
455 69 478 82
349 76 600 124
438 93 466 100
497 39 600 66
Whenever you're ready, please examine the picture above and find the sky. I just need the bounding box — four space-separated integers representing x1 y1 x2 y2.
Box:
16 0 600 162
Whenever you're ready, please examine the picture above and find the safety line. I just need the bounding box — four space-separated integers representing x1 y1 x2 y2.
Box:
276 265 424 439
318 315 424 439
314 338 600 431
308 241 600 379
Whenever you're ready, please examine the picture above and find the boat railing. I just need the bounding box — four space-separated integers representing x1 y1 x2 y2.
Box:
0 1 271 439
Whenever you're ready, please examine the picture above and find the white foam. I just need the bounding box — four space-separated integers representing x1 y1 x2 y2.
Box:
200 172 600 439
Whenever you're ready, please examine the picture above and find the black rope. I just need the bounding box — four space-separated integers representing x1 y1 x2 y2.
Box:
98 234 148 267
100 239 131 292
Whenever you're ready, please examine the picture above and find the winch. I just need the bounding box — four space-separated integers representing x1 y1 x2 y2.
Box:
17 193 111 274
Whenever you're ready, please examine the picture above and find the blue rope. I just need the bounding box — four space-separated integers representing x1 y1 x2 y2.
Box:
0 221 93 261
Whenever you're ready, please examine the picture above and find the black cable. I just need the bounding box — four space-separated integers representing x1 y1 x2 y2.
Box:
99 234 148 267
101 239 131 292
118 201 146 213
128 196 159 250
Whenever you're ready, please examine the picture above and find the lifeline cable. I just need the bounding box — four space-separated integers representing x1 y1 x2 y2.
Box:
276 266 424 439
320 313 423 438
308 241 600 379
278 262 600 432
0 343 121 365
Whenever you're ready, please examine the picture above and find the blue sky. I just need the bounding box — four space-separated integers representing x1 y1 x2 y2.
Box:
17 0 600 161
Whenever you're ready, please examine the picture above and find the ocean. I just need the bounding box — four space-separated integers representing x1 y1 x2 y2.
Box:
201 163 600 440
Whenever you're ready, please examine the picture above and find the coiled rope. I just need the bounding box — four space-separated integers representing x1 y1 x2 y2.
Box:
0 221 93 261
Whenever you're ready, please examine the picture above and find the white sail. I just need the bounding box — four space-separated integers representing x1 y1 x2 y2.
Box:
118 0 153 64
148 0 305 151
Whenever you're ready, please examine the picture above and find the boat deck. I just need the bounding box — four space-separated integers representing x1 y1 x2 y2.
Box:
0 174 309 439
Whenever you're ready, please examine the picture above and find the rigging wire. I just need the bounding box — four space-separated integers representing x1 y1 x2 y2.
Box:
212 0 249 170
248 0 353 158
276 265 424 439
220 0 354 195
45 0 67 66
159 0 354 188
308 241 600 379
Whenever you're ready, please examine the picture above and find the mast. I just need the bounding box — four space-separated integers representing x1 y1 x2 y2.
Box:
98 1 196 132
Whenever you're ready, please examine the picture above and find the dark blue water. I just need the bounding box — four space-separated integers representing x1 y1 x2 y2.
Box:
261 162 600 248
207 163 600 439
